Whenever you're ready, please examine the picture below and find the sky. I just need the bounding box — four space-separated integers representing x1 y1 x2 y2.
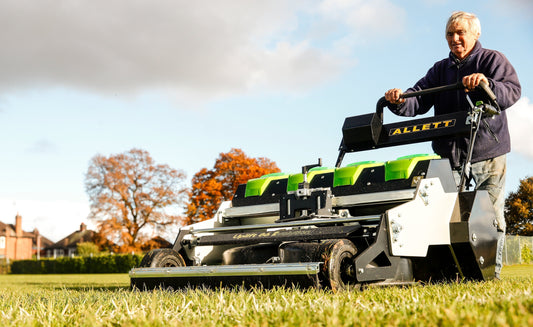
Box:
1 0 532 243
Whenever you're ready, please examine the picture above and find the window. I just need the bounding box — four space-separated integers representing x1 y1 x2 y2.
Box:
0 236 5 249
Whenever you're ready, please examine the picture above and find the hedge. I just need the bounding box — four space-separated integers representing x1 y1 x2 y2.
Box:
10 254 144 274
0 259 9 274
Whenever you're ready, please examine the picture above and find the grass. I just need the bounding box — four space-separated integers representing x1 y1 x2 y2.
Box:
0 266 531 326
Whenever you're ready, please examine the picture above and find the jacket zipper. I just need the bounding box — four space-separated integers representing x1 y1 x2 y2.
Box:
483 119 500 143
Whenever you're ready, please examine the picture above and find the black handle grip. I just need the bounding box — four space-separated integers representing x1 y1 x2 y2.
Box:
477 80 497 102
399 81 464 99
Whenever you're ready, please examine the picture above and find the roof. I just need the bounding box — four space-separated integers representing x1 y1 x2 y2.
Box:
141 236 172 251
35 234 54 248
0 220 48 240
0 221 9 235
46 229 96 249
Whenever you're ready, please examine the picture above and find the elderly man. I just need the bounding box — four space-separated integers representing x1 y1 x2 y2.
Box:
384 11 521 279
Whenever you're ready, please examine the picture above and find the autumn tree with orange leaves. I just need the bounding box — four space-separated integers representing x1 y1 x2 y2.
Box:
184 148 280 225
505 176 533 236
85 149 187 252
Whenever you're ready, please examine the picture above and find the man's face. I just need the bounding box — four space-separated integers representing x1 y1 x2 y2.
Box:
446 21 479 60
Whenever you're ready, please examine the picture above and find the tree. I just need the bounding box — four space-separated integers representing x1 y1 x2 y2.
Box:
85 148 187 252
505 176 533 236
184 148 280 225
141 236 173 251
77 242 100 257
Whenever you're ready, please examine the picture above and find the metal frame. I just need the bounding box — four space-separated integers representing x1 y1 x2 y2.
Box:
130 262 322 278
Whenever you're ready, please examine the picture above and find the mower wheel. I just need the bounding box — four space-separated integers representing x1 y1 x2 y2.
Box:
323 239 359 291
140 248 186 268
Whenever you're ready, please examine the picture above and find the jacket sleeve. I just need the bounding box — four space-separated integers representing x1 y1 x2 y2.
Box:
387 64 441 117
483 51 521 110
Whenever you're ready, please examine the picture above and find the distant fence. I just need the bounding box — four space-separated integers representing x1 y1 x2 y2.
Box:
504 235 533 265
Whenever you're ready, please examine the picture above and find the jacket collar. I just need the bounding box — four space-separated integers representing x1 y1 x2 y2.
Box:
448 41 482 68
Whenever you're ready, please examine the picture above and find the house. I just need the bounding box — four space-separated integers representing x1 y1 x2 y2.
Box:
32 229 54 258
0 214 52 261
45 223 96 258
45 223 173 256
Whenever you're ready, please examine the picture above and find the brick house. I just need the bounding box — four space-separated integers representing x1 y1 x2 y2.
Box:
0 214 52 261
44 223 172 256
45 223 97 258
32 229 54 258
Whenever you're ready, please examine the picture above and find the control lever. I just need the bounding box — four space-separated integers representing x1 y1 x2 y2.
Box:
298 158 322 195
301 158 322 184
477 80 497 103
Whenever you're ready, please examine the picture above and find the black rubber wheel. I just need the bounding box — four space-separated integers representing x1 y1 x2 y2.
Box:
322 239 359 291
140 248 186 268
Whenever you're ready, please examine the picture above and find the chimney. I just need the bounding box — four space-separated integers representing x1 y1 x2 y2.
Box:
80 223 87 232
15 214 22 237
35 228 41 260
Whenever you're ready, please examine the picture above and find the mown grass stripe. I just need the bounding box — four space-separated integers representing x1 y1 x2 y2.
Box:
0 265 531 326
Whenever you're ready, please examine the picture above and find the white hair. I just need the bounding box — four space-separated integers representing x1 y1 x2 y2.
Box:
446 11 481 37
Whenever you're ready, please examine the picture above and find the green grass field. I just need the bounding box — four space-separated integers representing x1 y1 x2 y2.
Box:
0 265 531 326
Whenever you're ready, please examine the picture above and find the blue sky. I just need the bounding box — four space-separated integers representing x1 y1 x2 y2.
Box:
1 0 532 242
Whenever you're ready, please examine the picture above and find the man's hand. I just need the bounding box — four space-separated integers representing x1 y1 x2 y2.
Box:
385 88 405 105
462 73 489 91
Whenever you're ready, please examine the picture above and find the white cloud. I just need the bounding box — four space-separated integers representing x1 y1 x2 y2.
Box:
0 0 404 100
244 41 353 92
493 0 533 19
0 0 330 98
317 0 406 38
507 97 533 159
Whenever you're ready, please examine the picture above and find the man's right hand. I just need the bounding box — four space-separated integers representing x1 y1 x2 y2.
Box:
385 88 406 105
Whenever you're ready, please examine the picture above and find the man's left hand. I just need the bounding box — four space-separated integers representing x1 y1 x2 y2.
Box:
462 73 489 91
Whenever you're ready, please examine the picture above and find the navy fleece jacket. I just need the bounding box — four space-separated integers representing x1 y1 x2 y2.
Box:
389 41 521 168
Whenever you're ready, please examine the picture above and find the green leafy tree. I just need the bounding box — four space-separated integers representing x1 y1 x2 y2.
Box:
77 242 100 257
505 176 533 236
521 243 533 264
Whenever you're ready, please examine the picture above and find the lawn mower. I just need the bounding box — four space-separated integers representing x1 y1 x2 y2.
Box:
130 81 501 291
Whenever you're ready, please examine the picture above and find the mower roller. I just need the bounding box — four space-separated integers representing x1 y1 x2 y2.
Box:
130 82 501 291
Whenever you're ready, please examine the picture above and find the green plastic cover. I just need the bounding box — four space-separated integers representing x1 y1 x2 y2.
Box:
244 172 287 197
333 161 383 187
286 167 335 192
287 173 304 192
385 154 441 181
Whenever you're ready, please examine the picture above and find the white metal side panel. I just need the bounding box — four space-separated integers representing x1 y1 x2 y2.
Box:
180 203 230 264
387 178 457 257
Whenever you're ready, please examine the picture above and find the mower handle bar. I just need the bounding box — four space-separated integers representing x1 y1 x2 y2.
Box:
335 81 497 168
376 80 497 118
